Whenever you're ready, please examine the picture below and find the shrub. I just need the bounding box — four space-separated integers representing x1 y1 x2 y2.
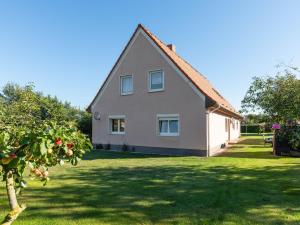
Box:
241 124 272 133
122 144 128 152
104 143 111 150
95 144 103 149
241 125 260 133
276 124 300 150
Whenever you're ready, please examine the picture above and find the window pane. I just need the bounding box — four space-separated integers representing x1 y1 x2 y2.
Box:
159 120 168 133
150 71 163 90
121 76 132 93
169 120 178 133
120 119 125 132
112 119 118 132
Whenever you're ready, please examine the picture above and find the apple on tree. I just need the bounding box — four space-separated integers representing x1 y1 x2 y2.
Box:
0 122 92 225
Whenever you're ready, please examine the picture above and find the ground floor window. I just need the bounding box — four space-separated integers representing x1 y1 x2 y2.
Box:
157 114 179 136
109 115 125 134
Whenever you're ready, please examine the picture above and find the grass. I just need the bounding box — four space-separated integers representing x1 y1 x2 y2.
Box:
1 136 300 225
241 133 272 136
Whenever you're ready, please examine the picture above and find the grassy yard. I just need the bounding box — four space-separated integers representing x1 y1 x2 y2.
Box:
1 136 300 225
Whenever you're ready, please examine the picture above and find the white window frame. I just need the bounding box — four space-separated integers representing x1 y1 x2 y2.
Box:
120 75 133 95
156 114 179 136
108 115 126 135
148 70 164 92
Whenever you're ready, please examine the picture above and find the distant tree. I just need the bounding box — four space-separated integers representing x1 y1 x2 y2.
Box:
1 83 92 137
0 84 92 224
243 114 270 124
77 112 92 139
241 66 300 123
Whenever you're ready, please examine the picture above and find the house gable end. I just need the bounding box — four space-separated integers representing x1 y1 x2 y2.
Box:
87 25 205 112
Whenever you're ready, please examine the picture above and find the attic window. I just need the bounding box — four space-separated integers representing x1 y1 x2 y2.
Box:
149 70 164 92
120 75 133 95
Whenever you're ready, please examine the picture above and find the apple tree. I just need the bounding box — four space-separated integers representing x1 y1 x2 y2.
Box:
241 66 300 123
0 84 92 224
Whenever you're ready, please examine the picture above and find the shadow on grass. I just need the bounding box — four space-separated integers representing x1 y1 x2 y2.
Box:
238 138 265 145
219 137 275 159
14 162 300 225
83 149 175 160
219 151 274 159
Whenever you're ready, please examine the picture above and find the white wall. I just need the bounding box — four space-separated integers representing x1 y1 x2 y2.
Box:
230 119 241 140
208 112 240 156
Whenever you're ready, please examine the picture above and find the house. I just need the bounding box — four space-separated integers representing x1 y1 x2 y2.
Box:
87 24 242 156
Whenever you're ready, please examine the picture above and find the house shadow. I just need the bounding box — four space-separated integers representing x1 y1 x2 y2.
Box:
218 137 276 159
238 138 265 145
218 150 275 159
10 163 300 225
83 149 176 160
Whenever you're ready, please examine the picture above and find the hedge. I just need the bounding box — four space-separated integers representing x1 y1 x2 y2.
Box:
241 124 272 133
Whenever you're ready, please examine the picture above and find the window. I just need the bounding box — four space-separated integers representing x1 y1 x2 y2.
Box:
109 115 125 134
157 114 179 136
225 118 228 132
149 70 164 92
120 75 133 95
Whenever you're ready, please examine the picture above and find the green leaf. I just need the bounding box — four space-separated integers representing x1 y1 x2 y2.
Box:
7 158 19 169
40 141 47 155
20 180 27 188
59 160 64 166
27 162 34 169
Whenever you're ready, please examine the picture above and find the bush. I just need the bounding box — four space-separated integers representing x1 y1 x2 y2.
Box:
77 112 92 139
104 143 111 150
241 124 272 133
95 144 103 149
122 144 128 152
276 124 300 150
241 125 260 133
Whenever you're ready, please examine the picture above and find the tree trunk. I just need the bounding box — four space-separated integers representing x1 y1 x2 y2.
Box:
6 171 19 210
1 170 26 225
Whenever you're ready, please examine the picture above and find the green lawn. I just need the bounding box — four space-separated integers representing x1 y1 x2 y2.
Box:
1 136 300 225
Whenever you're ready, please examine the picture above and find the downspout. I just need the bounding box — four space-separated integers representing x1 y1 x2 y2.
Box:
206 103 221 157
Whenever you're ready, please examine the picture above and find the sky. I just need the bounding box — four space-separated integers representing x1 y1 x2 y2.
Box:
0 0 299 110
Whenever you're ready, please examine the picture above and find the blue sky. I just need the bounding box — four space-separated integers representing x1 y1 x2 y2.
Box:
0 0 299 110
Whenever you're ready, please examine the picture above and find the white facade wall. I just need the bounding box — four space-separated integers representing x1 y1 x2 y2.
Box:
230 119 241 140
208 112 240 156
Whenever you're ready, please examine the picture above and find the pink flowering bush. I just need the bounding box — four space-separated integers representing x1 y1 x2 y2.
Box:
272 123 281 130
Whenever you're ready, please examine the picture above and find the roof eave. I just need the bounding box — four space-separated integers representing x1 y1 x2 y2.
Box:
86 24 143 112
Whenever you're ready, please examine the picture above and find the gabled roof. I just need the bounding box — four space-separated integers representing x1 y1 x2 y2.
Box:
87 24 242 119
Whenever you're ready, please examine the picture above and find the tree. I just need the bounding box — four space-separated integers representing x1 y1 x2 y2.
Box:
243 114 270 124
1 83 92 136
0 84 92 224
241 67 300 123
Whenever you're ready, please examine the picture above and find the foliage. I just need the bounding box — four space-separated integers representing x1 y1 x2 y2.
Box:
243 114 270 124
0 83 92 187
241 125 261 133
1 83 92 136
0 122 91 188
77 112 92 139
276 124 300 150
241 67 300 123
241 124 272 133
0 83 92 223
